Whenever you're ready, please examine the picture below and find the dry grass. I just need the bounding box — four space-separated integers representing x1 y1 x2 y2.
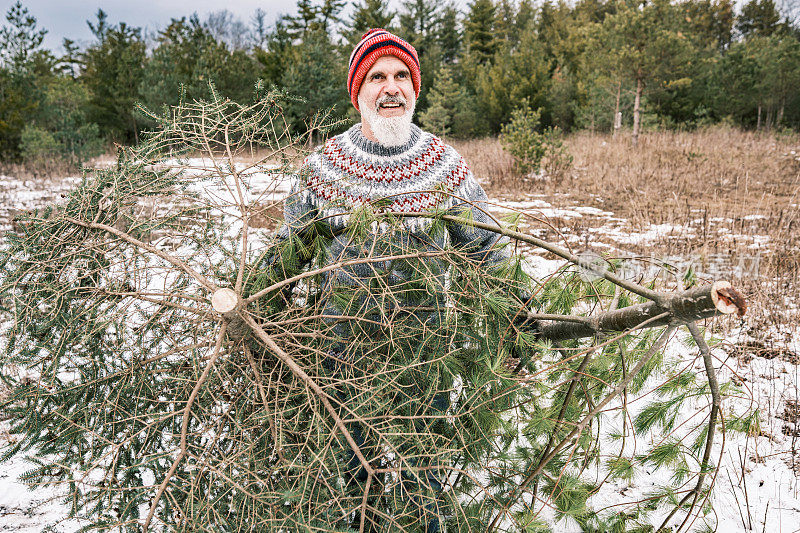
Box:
565 127 800 220
453 126 800 336
447 136 518 186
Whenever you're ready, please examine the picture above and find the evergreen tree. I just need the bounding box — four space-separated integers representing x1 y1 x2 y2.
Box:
494 0 517 47
0 1 50 160
572 0 615 24
286 0 320 36
736 0 782 37
281 29 350 132
139 16 210 111
344 0 396 45
59 38 82 78
516 0 536 35
714 37 762 125
437 3 462 65
473 27 552 133
139 16 258 113
588 0 695 145
81 11 146 143
762 35 800 126
681 0 735 50
286 0 346 37
20 76 104 172
464 0 498 65
399 0 443 114
419 65 476 137
254 17 294 87
535 0 580 71
0 0 47 73
718 34 800 128
0 66 38 159
399 0 441 56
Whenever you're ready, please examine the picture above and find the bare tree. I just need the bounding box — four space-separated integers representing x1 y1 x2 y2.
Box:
204 9 249 50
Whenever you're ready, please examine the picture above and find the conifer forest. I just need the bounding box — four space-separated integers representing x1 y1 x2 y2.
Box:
0 0 799 532
0 0 799 166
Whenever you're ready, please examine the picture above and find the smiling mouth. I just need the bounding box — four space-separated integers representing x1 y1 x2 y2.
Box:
379 103 403 109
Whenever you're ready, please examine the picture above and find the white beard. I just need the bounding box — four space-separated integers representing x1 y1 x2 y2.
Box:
358 93 416 147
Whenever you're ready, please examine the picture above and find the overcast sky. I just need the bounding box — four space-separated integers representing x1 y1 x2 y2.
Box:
3 0 471 53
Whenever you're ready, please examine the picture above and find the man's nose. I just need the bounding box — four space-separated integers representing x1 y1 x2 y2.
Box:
383 77 400 95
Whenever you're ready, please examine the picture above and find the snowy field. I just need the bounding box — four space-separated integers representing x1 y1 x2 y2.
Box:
0 163 798 532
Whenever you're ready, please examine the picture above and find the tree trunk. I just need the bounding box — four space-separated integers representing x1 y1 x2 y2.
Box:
777 99 785 126
529 281 745 342
632 76 642 147
613 80 621 138
757 103 762 131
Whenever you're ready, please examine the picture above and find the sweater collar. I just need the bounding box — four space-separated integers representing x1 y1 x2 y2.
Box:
347 123 422 157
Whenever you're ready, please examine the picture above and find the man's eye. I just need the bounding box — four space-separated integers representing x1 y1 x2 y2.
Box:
372 74 384 80
397 72 408 79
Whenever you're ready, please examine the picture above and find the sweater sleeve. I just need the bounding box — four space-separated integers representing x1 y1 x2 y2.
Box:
260 173 319 274
446 173 510 267
446 172 534 315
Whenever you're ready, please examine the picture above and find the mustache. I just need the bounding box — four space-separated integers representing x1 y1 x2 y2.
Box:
376 94 407 108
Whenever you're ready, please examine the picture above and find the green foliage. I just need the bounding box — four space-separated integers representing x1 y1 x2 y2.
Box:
281 28 350 133
500 102 573 178
343 0 396 45
18 125 58 169
398 0 443 114
464 0 498 65
0 66 39 160
0 0 47 73
3 0 800 162
419 65 479 138
582 0 704 137
607 456 636 482
736 0 782 37
21 76 104 170
715 34 800 128
81 12 146 143
139 16 259 114
0 1 49 161
727 409 762 436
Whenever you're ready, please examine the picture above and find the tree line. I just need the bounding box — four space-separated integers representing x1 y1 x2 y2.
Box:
1 0 798 168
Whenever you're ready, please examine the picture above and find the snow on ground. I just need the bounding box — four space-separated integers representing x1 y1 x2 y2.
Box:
582 326 800 533
0 175 81 233
0 168 798 531
0 433 85 532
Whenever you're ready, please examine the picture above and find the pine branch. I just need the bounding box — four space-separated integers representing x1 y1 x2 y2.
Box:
143 321 227 532
488 324 676 531
239 311 376 480
531 281 746 342
63 216 216 291
657 321 722 533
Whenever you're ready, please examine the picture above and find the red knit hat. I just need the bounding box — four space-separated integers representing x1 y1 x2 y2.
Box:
348 29 421 111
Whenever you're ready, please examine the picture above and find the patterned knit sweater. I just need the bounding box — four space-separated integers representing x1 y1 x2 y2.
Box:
272 123 509 339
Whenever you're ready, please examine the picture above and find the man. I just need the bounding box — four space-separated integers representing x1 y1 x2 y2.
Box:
281 28 508 303
271 29 512 532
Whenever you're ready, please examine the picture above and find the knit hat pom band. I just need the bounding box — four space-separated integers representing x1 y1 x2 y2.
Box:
348 29 421 111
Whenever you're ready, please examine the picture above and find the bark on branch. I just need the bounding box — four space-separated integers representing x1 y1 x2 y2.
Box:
530 281 746 342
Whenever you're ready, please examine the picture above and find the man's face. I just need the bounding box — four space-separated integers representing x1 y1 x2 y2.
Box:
357 55 417 146
358 55 415 117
